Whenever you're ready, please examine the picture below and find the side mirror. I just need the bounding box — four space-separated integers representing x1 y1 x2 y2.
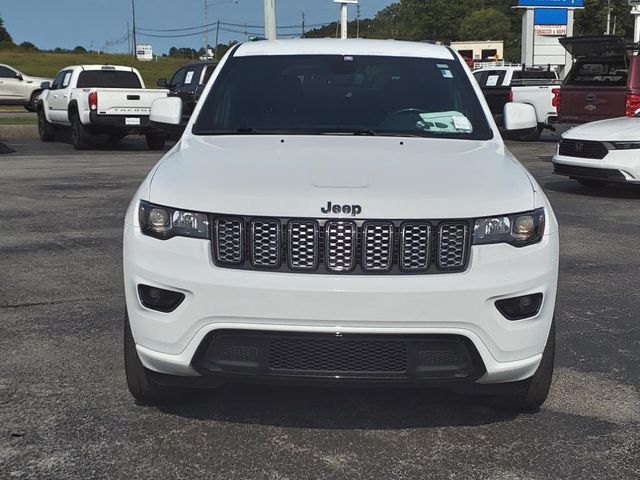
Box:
40 81 51 90
156 78 168 88
16 73 23 81
150 97 185 136
503 102 537 131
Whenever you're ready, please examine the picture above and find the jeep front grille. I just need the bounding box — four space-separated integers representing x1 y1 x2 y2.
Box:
212 216 470 275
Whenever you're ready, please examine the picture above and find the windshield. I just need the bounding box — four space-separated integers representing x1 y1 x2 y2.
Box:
194 54 493 140
77 71 142 89
566 60 628 87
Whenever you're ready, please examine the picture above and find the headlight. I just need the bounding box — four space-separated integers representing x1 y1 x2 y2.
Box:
139 200 209 239
603 142 640 150
473 208 545 247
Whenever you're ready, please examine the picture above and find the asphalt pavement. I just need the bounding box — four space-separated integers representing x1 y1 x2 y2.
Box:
0 136 638 479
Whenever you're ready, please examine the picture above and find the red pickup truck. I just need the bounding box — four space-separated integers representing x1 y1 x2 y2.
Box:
556 36 640 124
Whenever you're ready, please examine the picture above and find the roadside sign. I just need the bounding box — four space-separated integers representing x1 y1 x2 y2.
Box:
518 0 584 7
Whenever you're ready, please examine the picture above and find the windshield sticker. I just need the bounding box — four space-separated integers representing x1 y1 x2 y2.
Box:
416 111 473 134
453 116 473 132
185 71 195 84
486 75 500 87
441 69 453 78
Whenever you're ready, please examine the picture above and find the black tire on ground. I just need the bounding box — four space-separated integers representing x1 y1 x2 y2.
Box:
124 312 192 405
577 178 608 188
494 320 555 412
108 133 127 145
37 108 56 142
71 114 91 150
25 91 40 112
146 133 167 151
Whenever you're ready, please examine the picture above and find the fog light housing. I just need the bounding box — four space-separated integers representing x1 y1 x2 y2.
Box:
495 293 543 320
138 284 185 313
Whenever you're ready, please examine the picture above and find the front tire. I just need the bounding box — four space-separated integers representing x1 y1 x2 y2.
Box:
124 312 192 405
37 109 56 142
25 91 40 112
71 114 91 150
494 321 555 412
146 132 166 151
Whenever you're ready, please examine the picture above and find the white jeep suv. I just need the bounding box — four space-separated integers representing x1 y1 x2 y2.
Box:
123 39 559 411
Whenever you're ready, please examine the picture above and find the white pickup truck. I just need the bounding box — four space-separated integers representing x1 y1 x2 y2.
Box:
473 64 561 140
37 65 168 150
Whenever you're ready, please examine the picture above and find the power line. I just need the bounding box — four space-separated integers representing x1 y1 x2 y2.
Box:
137 20 334 33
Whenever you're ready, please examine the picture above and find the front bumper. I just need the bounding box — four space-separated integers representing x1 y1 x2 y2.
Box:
124 221 559 385
553 150 640 183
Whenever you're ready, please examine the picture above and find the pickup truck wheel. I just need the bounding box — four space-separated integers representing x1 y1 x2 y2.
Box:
37 109 56 142
124 312 193 405
492 320 555 412
108 133 127 145
577 178 608 188
146 133 166 151
71 115 91 150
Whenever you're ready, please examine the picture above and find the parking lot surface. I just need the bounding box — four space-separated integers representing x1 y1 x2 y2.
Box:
1 137 639 479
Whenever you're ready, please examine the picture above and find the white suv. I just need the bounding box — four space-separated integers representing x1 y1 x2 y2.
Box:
123 39 559 411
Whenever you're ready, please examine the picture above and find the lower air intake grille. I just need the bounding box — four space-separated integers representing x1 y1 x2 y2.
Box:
269 337 408 373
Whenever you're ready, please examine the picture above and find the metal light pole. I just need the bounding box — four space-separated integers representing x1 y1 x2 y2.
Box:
264 0 277 40
204 1 238 57
131 0 137 57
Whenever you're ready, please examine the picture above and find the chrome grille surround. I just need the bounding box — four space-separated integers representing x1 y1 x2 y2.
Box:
325 221 357 272
288 221 319 270
211 217 471 275
437 223 469 270
400 223 431 271
213 217 244 265
362 222 394 272
250 219 281 268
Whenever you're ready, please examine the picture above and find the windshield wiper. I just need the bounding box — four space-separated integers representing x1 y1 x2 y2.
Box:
352 129 378 136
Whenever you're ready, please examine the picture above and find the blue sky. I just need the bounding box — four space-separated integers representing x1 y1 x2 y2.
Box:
2 0 395 54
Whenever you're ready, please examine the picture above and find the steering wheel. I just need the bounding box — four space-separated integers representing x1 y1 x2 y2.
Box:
387 108 425 117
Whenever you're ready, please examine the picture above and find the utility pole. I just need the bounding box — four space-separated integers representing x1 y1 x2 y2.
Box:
131 0 137 57
605 0 611 35
127 21 131 55
264 0 277 40
214 20 220 60
204 0 209 52
356 2 360 38
302 12 305 38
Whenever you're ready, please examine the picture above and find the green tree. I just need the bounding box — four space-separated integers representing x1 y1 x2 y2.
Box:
0 15 13 43
459 8 511 41
19 41 37 51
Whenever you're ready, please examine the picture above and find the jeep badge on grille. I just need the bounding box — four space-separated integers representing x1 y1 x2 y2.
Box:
321 201 362 216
